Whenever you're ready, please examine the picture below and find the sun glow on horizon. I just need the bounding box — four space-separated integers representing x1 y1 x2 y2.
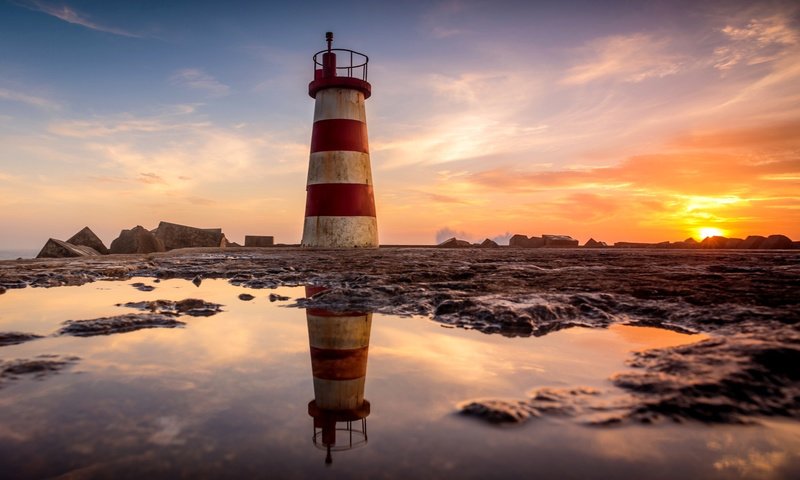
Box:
698 227 725 239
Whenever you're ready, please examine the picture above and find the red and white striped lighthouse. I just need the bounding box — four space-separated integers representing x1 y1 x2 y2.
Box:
302 32 378 248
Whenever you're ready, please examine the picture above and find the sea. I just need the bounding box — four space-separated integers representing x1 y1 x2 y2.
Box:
0 249 37 261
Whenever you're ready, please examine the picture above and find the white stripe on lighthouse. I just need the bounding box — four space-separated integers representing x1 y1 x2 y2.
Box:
302 217 378 248
313 377 366 410
307 151 373 185
307 314 373 349
313 88 367 122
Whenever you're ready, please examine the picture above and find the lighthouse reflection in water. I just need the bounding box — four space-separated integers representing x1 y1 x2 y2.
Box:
304 286 372 464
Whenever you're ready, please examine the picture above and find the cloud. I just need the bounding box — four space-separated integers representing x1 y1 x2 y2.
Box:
562 34 683 85
169 69 231 97
0 87 59 109
18 1 140 37
670 121 800 150
49 117 211 138
137 172 166 184
423 191 470 204
421 0 467 38
469 153 799 195
714 15 798 70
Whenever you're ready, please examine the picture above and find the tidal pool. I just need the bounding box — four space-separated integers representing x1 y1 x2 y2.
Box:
0 277 798 479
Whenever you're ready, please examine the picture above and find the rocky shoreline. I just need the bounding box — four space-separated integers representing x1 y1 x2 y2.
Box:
1 247 799 425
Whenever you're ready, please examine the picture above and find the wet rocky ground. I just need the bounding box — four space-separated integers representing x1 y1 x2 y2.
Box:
1 247 798 425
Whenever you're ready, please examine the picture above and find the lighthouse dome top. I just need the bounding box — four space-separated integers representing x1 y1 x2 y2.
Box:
309 32 372 99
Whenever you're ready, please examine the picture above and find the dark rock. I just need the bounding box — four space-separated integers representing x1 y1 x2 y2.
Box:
66 226 109 254
479 239 499 248
239 293 255 301
614 242 652 248
192 275 202 287
460 400 538 424
119 298 223 317
508 234 530 247
245 235 274 247
509 235 544 248
36 238 101 258
0 286 5 294
269 293 290 302
613 335 800 423
0 355 79 384
438 237 471 248
723 238 744 249
583 238 607 248
59 313 185 337
154 221 226 250
227 242 242 247
543 235 579 248
700 236 727 249
0 332 43 347
668 238 700 249
130 282 155 292
110 226 166 254
740 235 766 249
761 234 793 249
460 387 627 426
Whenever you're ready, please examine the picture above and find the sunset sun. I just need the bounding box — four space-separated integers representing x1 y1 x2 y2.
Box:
698 227 725 239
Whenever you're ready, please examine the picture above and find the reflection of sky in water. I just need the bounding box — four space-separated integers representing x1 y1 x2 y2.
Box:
0 278 798 478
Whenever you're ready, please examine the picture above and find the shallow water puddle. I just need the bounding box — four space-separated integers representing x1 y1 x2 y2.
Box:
0 278 798 479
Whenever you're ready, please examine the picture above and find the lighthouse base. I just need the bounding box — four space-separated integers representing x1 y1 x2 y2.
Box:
302 216 378 248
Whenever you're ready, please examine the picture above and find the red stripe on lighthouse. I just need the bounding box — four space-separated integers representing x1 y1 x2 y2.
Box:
310 119 368 153
310 346 369 380
305 184 376 217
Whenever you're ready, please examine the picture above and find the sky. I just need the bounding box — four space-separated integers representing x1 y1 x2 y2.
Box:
0 0 798 248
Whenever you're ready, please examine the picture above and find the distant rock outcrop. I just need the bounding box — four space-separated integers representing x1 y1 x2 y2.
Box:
479 238 499 248
509 234 530 247
740 235 766 249
36 239 101 258
67 227 109 254
438 237 472 248
245 235 274 247
583 238 607 248
723 238 744 249
509 234 544 248
153 221 226 250
614 242 652 248
700 236 727 249
543 235 579 248
110 226 166 254
761 234 794 249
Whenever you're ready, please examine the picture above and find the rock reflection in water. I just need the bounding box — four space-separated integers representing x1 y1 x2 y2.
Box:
304 286 371 465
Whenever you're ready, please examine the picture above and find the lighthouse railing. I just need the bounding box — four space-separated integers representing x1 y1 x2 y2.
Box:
312 48 369 81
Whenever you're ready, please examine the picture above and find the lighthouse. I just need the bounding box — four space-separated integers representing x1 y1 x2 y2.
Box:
302 32 378 248
305 286 371 464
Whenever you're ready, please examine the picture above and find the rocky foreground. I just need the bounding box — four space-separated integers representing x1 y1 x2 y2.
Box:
1 247 798 425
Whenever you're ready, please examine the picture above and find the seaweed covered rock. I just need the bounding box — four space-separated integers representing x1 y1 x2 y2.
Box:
0 332 43 347
59 313 184 336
